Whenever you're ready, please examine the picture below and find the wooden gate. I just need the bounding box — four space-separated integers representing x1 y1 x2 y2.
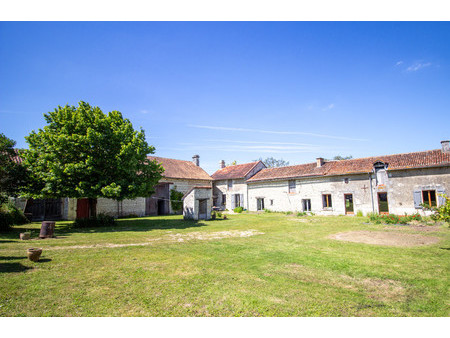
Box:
24 198 62 221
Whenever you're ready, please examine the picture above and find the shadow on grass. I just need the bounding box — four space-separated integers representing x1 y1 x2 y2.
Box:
0 256 26 261
1 216 226 238
0 262 33 273
35 258 52 263
54 217 210 235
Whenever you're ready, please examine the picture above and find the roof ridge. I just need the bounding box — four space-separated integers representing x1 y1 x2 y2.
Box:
147 155 197 164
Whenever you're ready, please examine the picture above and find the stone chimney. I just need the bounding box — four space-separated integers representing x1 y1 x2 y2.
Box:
192 155 200 166
441 140 450 153
220 160 225 169
316 157 325 167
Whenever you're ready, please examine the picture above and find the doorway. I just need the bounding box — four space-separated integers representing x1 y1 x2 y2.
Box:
377 192 389 214
198 199 207 219
256 198 265 211
157 199 166 215
344 194 354 214
302 199 311 212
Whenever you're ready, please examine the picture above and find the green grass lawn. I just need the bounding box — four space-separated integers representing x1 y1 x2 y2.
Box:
1 213 449 316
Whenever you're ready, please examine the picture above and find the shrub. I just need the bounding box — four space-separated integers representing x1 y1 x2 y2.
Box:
356 210 364 217
297 212 307 217
285 211 293 215
217 212 222 218
0 202 30 232
73 213 115 228
264 209 272 213
170 189 184 213
423 194 450 223
0 211 13 232
233 206 243 213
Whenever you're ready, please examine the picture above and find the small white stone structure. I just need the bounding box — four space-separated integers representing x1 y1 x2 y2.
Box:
182 186 213 220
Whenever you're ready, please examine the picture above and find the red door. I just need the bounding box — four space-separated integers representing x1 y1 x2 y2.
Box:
76 199 90 219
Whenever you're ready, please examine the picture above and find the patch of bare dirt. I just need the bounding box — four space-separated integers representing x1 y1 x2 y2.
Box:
329 230 440 247
284 264 405 302
44 229 265 251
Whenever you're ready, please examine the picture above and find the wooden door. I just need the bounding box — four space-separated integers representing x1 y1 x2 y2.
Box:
77 198 90 219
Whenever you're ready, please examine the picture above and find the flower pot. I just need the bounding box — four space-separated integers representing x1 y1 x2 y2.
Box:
20 233 31 240
27 248 42 262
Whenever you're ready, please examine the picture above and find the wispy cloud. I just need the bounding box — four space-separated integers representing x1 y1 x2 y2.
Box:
139 109 150 114
179 143 319 152
322 103 335 111
205 139 319 147
395 61 403 66
176 141 344 154
406 61 432 72
187 124 368 142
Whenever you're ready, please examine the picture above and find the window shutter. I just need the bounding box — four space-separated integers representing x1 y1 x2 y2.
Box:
231 194 235 209
413 190 422 209
436 187 446 206
240 194 244 207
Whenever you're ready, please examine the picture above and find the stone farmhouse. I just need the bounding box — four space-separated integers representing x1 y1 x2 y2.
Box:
12 141 450 220
211 141 450 216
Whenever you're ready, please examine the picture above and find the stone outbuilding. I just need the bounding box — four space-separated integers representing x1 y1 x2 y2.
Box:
182 186 213 220
145 155 213 216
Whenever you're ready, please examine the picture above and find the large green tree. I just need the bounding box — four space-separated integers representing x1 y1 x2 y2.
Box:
0 133 29 203
21 102 164 211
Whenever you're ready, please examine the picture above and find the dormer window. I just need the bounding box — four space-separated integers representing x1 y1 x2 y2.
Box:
373 161 388 186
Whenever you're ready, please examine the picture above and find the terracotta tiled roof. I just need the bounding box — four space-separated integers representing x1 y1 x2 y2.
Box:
147 156 212 181
247 149 450 182
211 161 261 180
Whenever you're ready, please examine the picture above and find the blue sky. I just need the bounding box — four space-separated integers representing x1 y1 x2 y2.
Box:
1 22 449 174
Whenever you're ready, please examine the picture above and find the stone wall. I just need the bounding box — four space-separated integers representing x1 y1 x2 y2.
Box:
96 197 146 218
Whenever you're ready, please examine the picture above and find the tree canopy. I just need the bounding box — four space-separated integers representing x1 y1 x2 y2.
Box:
0 133 28 202
21 101 164 201
254 157 290 168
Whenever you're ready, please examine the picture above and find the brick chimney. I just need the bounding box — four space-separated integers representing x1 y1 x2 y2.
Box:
220 160 225 169
441 140 450 154
192 155 200 166
316 157 325 167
